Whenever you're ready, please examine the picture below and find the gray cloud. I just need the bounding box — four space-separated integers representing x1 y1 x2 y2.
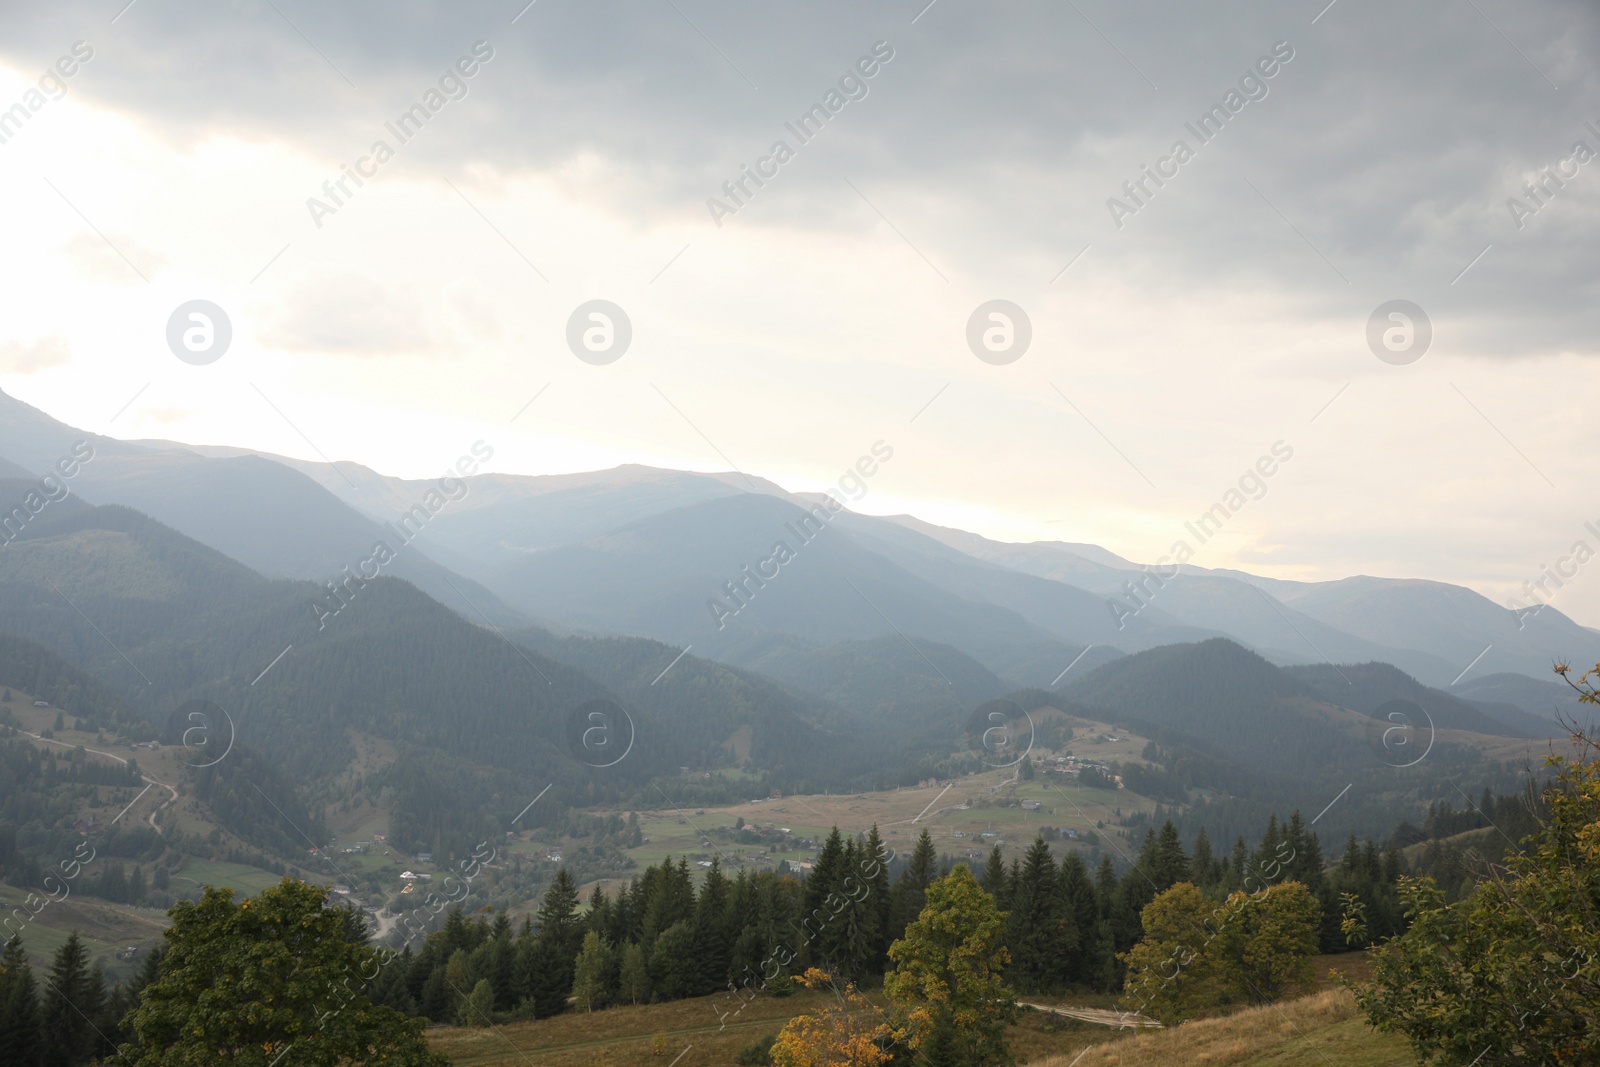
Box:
7 0 1600 354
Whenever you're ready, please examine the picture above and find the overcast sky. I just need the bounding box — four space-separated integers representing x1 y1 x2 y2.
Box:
3 0 1600 622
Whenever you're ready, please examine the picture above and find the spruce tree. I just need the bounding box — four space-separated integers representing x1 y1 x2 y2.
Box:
488 914 517 1010
803 829 846 936
0 935 44 1067
1094 854 1119 920
980 846 1009 908
693 858 732 994
863 826 892 968
1250 815 1283 887
889 829 939 940
1058 852 1103 988
1153 821 1190 890
1191 826 1216 889
41 930 90 1067
531 869 583 1017
1112 830 1161 950
1006 838 1072 992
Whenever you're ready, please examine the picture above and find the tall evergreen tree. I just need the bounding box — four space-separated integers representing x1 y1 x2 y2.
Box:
1057 852 1105 988
41 930 91 1067
889 829 940 939
1152 821 1190 890
488 913 517 1011
1191 826 1217 889
1113 830 1161 950
529 868 583 1017
803 829 846 936
1094 854 1119 920
862 825 893 969
980 846 1009 908
1005 839 1073 992
0 935 43 1067
693 858 733 994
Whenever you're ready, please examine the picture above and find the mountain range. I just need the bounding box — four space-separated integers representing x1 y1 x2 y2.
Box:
0 385 1594 857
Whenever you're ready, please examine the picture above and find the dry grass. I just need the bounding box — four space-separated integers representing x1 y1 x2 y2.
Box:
1027 989 1412 1067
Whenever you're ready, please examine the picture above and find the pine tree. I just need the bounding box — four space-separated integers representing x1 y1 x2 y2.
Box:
1152 821 1190 890
81 966 114 1064
1250 815 1283 887
1006 838 1073 992
0 935 44 1067
803 829 846 941
980 846 1009 908
693 858 732 994
41 930 90 1067
1058 852 1104 988
862 826 892 970
586 886 611 935
531 868 583 1016
1113 830 1161 950
1191 827 1216 889
888 829 939 941
1094 854 1119 920
488 914 517 1011
1227 836 1250 890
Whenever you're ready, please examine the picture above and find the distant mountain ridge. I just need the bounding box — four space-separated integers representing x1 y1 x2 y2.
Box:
3 386 1594 702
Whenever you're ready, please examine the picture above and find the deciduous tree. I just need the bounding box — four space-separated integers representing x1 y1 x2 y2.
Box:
117 879 445 1066
885 865 1015 1065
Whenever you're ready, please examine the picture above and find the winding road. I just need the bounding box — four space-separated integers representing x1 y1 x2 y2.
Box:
18 728 179 833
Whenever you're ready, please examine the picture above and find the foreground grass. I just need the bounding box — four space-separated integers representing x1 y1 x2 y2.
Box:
428 986 1114 1066
1032 989 1413 1067
428 961 1412 1066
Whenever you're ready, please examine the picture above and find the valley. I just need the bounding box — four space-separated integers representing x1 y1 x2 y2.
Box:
0 388 1592 1065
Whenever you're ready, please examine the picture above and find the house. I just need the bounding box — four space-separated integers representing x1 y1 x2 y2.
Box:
400 871 419 881
32 700 48 707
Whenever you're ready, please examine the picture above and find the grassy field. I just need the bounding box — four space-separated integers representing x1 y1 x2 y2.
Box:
614 714 1161 889
5 894 169 982
1035 989 1412 1067
428 985 1129 1066
170 857 300 896
427 970 1411 1067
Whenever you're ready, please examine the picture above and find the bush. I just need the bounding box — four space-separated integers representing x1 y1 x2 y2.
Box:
736 1034 777 1065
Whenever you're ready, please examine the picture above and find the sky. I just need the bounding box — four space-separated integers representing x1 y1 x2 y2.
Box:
2 0 1600 623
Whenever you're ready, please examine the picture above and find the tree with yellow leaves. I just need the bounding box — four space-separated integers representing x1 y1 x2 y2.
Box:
884 864 1016 1066
769 969 892 1067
